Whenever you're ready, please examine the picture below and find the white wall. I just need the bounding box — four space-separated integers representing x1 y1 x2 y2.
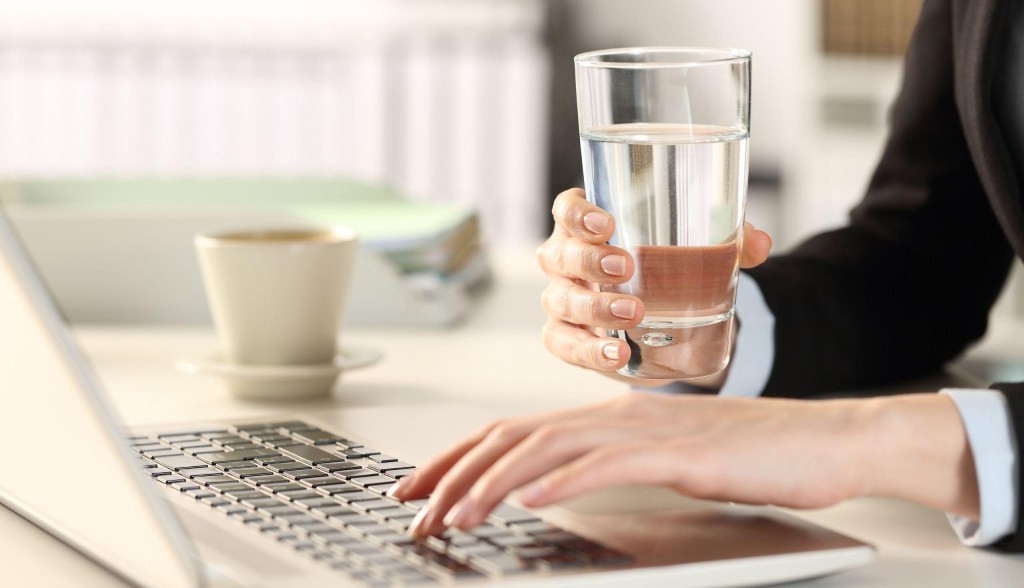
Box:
563 0 818 177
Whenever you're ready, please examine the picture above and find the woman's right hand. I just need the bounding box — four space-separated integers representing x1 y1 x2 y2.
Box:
536 187 773 385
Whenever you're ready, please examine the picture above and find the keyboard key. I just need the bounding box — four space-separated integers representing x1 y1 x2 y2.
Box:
247 475 290 487
198 431 234 440
257 504 304 518
223 489 267 501
160 434 201 444
486 504 540 527
144 449 184 459
489 534 540 549
448 543 501 563
154 455 208 471
349 499 399 513
232 467 274 479
241 497 284 509
349 475 393 488
368 454 398 464
263 482 306 494
284 469 327 481
467 552 528 576
268 461 309 473
332 468 377 480
287 516 324 529
254 455 294 466
210 435 247 446
338 447 380 459
133 442 165 452
195 475 235 485
317 461 361 473
249 433 291 444
215 503 247 516
301 477 340 489
183 467 223 479
184 445 220 455
230 423 278 434
280 444 345 465
386 513 418 529
208 483 251 494
220 443 264 452
294 497 339 510
197 450 271 465
269 421 316 432
175 440 215 450
469 525 514 540
510 520 557 535
185 488 216 500
292 430 345 445
337 490 378 503
311 505 358 519
200 496 231 508
316 484 360 496
280 490 321 501
368 461 415 473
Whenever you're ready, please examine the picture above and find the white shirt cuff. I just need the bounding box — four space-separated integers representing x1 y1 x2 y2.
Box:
717 273 775 397
940 388 1019 547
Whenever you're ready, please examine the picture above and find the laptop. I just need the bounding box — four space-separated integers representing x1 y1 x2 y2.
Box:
0 207 874 587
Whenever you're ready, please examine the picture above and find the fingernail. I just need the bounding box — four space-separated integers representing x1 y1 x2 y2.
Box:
583 212 609 235
610 299 636 319
443 498 474 529
603 343 620 361
407 506 431 537
387 473 415 499
600 254 626 276
385 480 405 499
519 481 546 506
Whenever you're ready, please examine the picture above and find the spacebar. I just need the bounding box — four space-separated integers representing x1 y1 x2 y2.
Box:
280 444 343 465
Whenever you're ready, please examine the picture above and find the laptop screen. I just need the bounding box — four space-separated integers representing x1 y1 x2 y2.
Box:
0 208 202 587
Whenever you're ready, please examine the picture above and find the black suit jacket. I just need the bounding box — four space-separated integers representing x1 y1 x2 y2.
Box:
746 0 1024 551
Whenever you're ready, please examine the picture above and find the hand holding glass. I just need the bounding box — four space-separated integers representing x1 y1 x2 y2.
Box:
575 47 751 379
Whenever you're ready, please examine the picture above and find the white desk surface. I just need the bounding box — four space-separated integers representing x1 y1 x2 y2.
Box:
5 254 1024 587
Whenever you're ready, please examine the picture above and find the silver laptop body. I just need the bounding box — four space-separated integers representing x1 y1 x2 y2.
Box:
0 207 874 587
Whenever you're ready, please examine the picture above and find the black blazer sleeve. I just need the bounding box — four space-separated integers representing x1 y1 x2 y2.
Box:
744 0 1024 553
991 382 1024 552
746 0 1016 396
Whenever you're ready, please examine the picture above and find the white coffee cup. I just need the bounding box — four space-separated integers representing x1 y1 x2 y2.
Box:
195 227 358 371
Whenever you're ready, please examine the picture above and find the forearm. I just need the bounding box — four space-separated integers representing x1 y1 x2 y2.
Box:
855 394 978 519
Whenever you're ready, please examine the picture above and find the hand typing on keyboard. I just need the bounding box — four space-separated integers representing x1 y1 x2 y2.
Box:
136 419 631 584
391 391 976 540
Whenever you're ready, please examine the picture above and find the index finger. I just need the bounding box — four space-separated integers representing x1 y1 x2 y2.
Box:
551 188 615 244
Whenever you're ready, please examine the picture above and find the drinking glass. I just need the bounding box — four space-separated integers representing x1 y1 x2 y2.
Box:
575 47 751 379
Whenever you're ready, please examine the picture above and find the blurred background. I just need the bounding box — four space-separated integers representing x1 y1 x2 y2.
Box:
0 0 1021 338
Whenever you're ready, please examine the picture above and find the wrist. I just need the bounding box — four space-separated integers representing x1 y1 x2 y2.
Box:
854 394 979 518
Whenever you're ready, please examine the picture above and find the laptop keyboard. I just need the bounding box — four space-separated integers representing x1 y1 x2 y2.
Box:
132 420 631 585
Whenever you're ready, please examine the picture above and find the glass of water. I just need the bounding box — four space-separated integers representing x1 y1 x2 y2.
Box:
575 47 751 379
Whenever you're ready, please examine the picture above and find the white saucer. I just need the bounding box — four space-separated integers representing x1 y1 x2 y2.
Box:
175 347 382 400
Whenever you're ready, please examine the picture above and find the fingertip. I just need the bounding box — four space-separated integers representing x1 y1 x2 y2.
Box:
601 342 620 361
599 339 629 371
583 212 609 236
518 479 555 508
578 211 615 243
741 229 772 268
